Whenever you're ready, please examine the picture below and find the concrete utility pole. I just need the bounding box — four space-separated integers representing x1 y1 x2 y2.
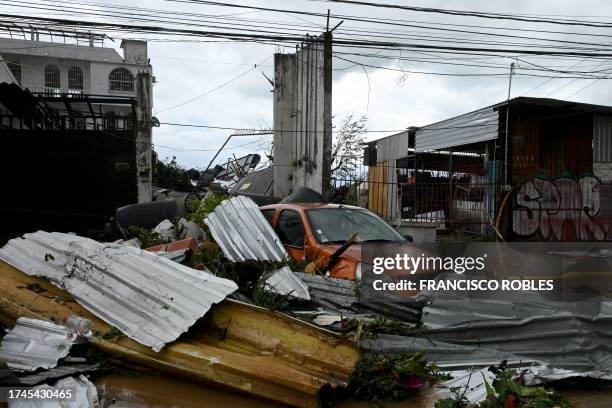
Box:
135 72 153 203
272 30 333 197
504 62 515 188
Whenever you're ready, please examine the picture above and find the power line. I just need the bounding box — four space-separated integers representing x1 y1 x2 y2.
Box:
157 55 271 112
319 0 612 28
5 12 612 60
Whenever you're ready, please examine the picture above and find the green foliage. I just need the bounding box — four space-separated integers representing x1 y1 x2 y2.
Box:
124 225 169 249
251 281 292 311
349 352 445 406
154 156 194 192
435 394 470 408
188 193 228 231
477 368 573 408
344 316 421 340
192 240 224 272
435 367 574 408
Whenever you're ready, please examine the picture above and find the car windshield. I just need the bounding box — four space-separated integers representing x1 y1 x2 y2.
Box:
306 208 405 244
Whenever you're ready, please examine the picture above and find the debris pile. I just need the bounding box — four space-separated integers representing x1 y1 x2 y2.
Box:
1 194 611 407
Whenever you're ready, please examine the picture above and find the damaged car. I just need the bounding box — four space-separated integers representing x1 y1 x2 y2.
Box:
260 202 407 280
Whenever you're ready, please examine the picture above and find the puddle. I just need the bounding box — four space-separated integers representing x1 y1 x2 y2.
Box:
95 372 612 407
95 372 275 408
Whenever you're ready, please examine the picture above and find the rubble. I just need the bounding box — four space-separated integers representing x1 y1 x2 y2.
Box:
0 255 358 408
0 231 238 352
152 219 176 241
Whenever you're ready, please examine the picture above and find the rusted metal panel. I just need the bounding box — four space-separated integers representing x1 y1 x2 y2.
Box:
0 260 358 408
0 231 238 352
594 115 612 163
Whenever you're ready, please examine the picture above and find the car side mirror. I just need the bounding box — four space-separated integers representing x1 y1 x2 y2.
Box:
403 234 413 242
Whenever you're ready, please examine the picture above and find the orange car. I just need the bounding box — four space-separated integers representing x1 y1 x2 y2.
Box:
260 203 407 280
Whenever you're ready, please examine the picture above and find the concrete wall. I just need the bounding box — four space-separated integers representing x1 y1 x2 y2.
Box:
273 33 332 197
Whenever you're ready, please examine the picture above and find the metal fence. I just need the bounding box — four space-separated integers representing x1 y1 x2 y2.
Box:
331 146 612 241
330 142 498 235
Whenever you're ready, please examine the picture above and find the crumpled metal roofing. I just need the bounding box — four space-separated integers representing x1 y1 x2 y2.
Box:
204 196 288 262
294 272 427 323
0 231 238 352
8 374 99 408
264 266 310 300
0 317 79 372
361 278 612 404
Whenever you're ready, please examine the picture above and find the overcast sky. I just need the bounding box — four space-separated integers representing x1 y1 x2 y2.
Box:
7 0 612 169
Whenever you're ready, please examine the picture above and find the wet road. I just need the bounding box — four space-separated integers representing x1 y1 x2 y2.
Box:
95 372 612 407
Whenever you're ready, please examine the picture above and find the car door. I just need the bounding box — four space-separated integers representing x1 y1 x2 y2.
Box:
274 209 306 262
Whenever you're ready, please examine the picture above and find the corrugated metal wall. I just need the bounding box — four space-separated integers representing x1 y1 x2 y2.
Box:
370 131 409 220
415 108 499 152
594 115 612 163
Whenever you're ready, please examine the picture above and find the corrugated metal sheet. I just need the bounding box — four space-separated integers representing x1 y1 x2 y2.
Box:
229 166 275 196
205 196 289 262
0 231 238 352
359 273 612 404
361 286 612 402
594 115 612 163
0 317 78 372
416 107 499 152
294 272 426 323
264 266 310 300
8 374 99 408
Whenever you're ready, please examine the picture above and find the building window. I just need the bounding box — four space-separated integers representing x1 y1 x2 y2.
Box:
109 68 134 92
44 65 61 88
68 66 83 90
7 62 21 84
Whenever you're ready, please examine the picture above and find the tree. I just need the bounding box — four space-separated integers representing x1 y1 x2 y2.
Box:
331 114 367 182
153 156 194 192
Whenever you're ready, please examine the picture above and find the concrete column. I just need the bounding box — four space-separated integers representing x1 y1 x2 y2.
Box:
135 72 152 203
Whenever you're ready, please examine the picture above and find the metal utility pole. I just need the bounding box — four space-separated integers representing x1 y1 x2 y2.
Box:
504 62 515 188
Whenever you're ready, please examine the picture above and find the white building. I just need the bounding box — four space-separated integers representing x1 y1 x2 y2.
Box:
0 33 154 205
0 35 151 98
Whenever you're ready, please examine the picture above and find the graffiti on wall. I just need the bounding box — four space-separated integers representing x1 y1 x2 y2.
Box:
512 175 609 241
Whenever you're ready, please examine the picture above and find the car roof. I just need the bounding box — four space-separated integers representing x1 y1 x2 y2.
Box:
260 202 365 211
